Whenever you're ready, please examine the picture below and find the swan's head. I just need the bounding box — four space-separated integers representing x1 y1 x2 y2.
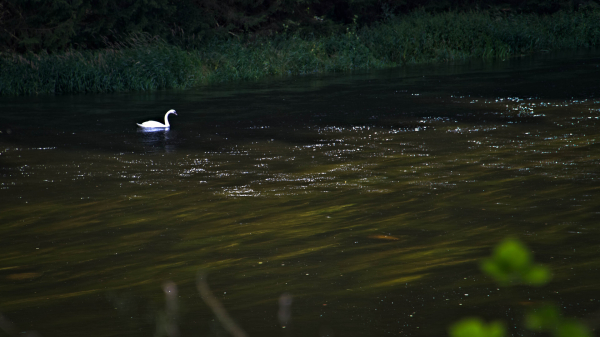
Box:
167 109 177 115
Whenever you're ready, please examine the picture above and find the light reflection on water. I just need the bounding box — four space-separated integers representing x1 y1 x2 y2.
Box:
1 52 600 336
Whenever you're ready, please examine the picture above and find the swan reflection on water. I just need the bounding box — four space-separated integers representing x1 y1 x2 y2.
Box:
137 127 177 152
135 109 178 152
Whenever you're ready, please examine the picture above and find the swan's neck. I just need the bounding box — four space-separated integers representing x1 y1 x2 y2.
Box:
164 113 170 127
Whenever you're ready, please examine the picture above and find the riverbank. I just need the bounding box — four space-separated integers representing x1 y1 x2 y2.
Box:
1 10 599 96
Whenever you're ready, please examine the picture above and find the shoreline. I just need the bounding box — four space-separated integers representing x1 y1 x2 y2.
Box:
1 10 599 96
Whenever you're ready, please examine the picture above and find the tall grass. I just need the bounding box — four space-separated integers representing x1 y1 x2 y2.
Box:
0 35 202 95
362 10 600 65
2 10 600 96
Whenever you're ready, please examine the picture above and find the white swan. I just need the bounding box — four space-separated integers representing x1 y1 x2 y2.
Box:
137 109 177 128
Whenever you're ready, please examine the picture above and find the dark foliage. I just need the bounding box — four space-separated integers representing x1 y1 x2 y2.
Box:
1 0 599 53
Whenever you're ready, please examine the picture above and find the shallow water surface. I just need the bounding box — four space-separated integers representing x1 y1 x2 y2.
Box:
1 52 600 337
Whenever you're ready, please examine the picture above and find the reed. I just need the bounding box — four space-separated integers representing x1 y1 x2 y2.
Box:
2 10 600 95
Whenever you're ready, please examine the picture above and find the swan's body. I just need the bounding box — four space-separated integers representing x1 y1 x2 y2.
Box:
137 109 177 128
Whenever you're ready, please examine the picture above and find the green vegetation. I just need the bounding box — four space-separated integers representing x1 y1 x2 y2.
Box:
526 305 592 337
480 238 551 286
450 238 591 337
3 0 599 54
0 35 201 95
2 9 600 95
449 318 505 337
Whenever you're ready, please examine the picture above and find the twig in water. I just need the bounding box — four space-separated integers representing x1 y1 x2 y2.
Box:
277 293 293 328
196 271 248 337
162 281 180 337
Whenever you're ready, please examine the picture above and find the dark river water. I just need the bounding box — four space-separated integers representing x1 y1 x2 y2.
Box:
1 51 600 337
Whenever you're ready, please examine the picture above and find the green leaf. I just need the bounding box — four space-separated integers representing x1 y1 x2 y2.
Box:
493 239 532 273
480 259 509 283
556 319 592 337
523 264 551 286
525 305 560 331
449 317 505 337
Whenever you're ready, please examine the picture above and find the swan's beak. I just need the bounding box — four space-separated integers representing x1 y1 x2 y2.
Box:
173 112 178 115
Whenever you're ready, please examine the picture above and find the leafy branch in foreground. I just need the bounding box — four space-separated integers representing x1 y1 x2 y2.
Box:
449 238 591 337
481 238 551 286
